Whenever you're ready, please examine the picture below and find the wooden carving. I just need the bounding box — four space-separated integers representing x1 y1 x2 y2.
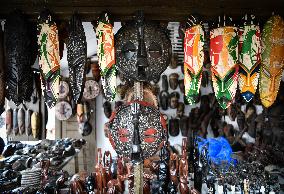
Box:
67 14 87 103
179 138 189 194
94 148 107 194
5 11 34 106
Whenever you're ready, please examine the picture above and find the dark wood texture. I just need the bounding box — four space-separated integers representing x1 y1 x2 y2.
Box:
0 0 283 22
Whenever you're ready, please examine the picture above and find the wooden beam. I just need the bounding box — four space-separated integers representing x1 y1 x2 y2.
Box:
0 0 283 22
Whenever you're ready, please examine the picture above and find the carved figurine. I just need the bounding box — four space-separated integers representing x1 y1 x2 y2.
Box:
94 148 107 194
168 153 179 193
179 138 189 194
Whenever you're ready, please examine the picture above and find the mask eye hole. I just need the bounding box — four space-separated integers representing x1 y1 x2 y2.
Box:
148 42 162 58
122 42 136 59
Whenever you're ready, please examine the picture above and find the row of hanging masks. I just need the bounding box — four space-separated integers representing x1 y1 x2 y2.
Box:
103 12 171 162
183 14 284 109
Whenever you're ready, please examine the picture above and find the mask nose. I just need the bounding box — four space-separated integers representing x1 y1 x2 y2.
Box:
136 25 148 81
131 103 142 162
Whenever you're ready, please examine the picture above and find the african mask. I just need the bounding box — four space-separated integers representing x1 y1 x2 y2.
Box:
18 108 25 135
13 109 18 135
5 11 35 106
238 15 261 102
169 73 179 90
184 15 204 105
67 14 87 103
25 109 33 136
31 112 40 138
210 17 239 109
37 10 61 108
107 101 166 160
6 108 12 135
115 13 171 82
260 15 284 108
96 12 116 101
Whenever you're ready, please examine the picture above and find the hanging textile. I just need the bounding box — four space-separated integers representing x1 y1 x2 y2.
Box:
210 21 239 110
238 15 261 102
67 14 87 104
184 15 204 104
260 15 284 108
96 12 116 101
37 10 61 108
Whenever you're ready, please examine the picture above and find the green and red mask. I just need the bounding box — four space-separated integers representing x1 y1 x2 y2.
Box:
238 16 261 102
96 12 116 101
184 16 204 105
260 15 284 108
37 10 60 108
210 26 239 109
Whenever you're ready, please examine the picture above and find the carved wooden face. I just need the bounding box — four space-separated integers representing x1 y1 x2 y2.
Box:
210 26 239 109
260 15 284 108
107 101 166 160
115 21 171 82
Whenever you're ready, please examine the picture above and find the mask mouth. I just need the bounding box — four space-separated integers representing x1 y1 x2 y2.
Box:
137 65 147 81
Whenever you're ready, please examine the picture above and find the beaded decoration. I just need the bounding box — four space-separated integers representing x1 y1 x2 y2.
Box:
210 25 239 109
238 15 261 103
37 10 60 108
184 15 205 105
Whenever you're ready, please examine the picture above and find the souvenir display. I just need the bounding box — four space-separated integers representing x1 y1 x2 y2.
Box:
5 11 34 105
17 108 25 135
37 10 61 108
83 80 100 100
0 27 5 114
115 13 171 83
260 15 284 108
25 109 33 136
107 101 167 160
96 12 116 101
184 15 204 105
210 16 239 109
31 111 40 138
58 81 69 99
238 15 261 102
67 14 87 104
55 101 72 121
6 108 13 135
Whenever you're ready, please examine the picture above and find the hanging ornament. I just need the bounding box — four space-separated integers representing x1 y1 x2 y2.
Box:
184 15 205 105
5 11 34 106
260 15 284 108
67 14 87 104
210 16 239 109
96 12 116 101
37 10 61 108
238 15 261 102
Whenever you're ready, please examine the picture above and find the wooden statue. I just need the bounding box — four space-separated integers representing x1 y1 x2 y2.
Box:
179 138 189 194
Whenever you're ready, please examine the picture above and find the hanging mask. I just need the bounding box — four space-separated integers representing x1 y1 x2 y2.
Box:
18 108 25 135
210 16 239 109
25 109 33 136
13 109 18 135
238 15 261 102
31 112 40 138
107 101 167 160
184 15 205 105
96 12 116 101
67 14 87 104
37 10 61 108
6 108 12 135
260 15 284 108
5 11 34 106
115 12 171 82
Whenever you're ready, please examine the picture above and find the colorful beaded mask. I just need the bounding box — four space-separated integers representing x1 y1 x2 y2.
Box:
38 10 60 108
260 15 284 108
184 15 204 104
238 15 261 102
210 24 239 109
115 13 171 82
107 101 166 160
96 12 116 101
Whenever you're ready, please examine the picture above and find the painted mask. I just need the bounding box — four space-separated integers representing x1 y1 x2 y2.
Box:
107 101 167 160
96 12 116 101
238 15 261 102
67 14 87 104
210 21 239 109
260 15 284 108
37 10 61 108
115 12 171 82
184 15 205 105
